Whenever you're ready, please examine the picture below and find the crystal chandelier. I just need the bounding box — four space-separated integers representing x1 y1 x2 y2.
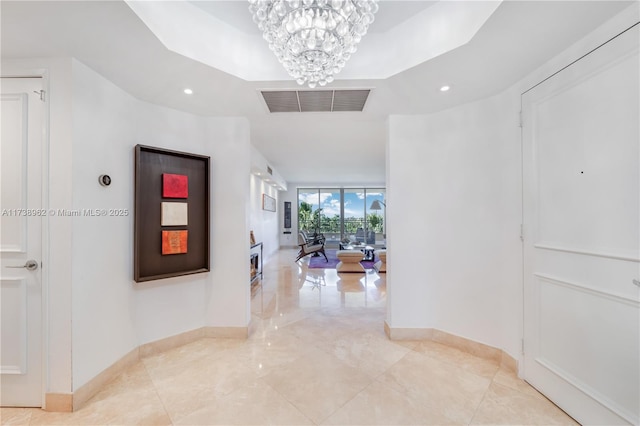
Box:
249 0 379 88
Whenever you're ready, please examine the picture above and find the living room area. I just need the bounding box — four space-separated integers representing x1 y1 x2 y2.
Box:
296 188 386 247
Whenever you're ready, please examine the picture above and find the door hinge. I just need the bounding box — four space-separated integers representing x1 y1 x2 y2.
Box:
521 338 525 355
518 111 523 128
520 224 524 242
33 90 45 102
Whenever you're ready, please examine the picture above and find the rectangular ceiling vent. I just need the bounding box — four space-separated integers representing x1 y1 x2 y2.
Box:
261 89 370 113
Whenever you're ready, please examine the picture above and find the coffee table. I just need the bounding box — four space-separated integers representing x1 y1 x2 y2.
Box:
339 243 375 261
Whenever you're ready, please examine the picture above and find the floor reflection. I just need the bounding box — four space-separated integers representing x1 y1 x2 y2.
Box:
289 253 386 309
0 249 577 425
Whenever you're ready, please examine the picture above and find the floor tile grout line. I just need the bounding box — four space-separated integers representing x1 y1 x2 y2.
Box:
255 330 381 425
256 376 319 425
0 407 34 426
312 342 422 424
365 340 416 382
466 364 501 425
142 343 264 425
492 370 557 402
467 386 490 426
315 375 379 425
491 379 580 425
410 342 502 382
139 357 177 425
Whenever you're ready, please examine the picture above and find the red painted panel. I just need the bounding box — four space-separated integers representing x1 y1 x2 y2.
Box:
162 173 188 198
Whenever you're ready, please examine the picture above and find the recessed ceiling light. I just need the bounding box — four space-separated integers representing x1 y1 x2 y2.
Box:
183 88 193 95
440 85 450 92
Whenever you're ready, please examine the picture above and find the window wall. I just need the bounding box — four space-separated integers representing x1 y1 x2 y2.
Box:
298 188 385 245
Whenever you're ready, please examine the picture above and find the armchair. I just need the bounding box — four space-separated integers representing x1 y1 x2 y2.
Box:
296 232 328 262
355 228 376 244
301 230 325 245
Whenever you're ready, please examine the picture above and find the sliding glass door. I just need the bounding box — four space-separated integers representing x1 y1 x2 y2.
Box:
366 190 385 244
298 188 385 246
298 190 319 235
318 190 341 242
343 189 365 242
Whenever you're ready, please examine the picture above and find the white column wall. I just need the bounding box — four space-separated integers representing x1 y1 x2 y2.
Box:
203 117 251 329
249 175 280 261
70 60 140 390
386 118 436 329
387 91 522 355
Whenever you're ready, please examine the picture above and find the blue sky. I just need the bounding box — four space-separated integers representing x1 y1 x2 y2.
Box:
298 190 384 218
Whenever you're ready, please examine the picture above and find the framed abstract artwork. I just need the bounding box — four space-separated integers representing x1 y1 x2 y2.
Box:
262 194 276 212
134 145 210 282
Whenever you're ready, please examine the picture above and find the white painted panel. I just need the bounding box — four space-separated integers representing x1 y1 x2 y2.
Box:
537 276 639 421
0 278 28 374
535 248 639 302
1 77 44 407
524 23 640 425
160 202 188 226
0 94 28 253
536 49 639 258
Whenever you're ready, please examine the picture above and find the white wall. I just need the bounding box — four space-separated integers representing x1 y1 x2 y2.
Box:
4 56 252 394
386 3 639 362
203 117 252 329
71 60 140 389
250 144 287 191
387 91 521 354
68 59 250 389
249 175 280 261
279 185 299 248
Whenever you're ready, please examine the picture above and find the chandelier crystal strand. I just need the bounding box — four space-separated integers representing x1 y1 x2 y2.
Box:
249 0 378 88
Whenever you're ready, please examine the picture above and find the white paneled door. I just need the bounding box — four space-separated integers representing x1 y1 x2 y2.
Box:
1 78 44 406
522 25 639 425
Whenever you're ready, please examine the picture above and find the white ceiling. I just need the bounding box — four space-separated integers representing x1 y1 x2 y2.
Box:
126 1 501 81
1 1 633 185
189 1 439 35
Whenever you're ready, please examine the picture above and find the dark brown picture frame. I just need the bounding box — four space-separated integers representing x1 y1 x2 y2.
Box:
134 145 210 282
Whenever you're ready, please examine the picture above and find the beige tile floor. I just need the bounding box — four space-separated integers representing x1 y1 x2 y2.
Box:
1 249 578 425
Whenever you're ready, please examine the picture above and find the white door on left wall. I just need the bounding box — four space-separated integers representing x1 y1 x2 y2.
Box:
1 77 45 407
